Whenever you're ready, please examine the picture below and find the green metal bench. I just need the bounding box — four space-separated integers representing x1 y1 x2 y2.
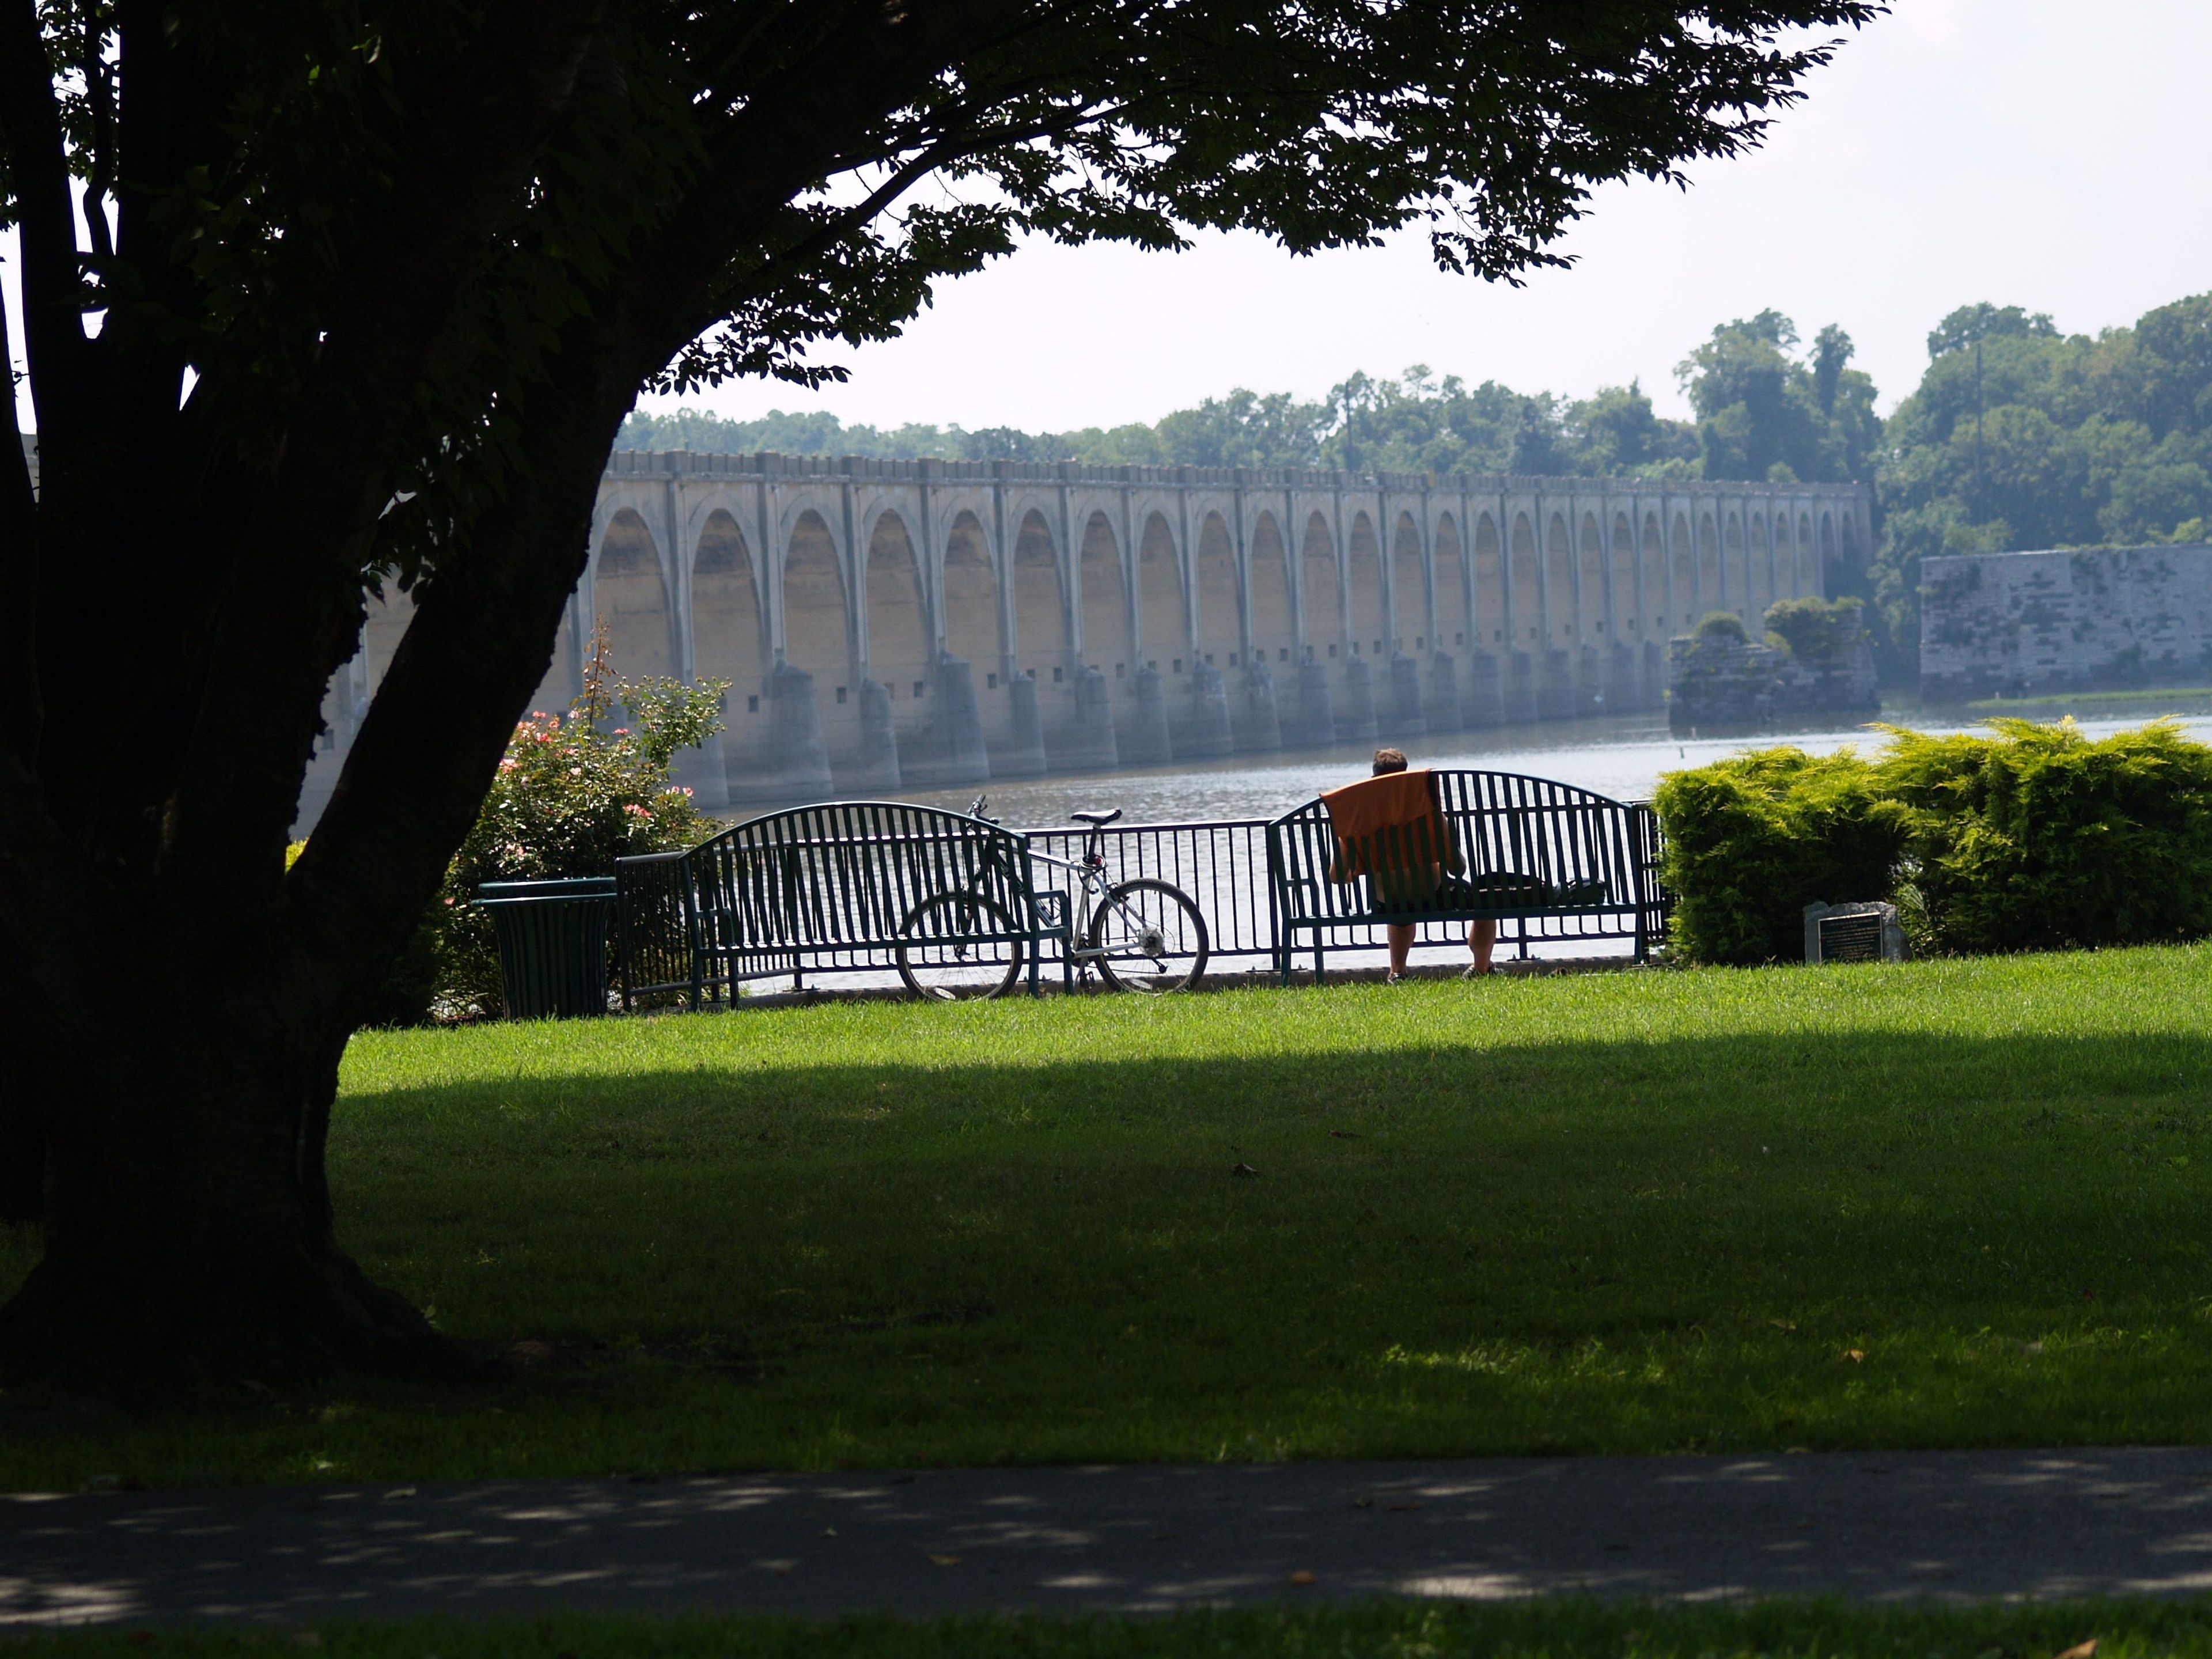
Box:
615 801 1063 1009
1265 770 1666 984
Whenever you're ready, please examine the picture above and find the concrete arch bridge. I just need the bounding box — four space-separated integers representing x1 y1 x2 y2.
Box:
331 453 1871 811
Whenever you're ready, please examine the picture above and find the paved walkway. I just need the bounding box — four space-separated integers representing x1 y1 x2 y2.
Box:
7 1448 2212 1626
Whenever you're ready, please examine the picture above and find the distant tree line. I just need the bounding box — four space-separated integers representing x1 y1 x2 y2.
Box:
619 287 2212 680
1871 295 2212 671
616 318 1881 487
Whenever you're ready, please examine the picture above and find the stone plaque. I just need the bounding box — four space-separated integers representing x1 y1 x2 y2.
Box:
1803 900 1906 964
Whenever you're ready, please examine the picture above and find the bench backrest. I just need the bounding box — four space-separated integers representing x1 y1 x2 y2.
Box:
1269 770 1655 920
616 801 1040 993
696 801 1036 946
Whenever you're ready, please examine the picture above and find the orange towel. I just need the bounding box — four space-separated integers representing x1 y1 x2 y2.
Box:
1320 770 1457 884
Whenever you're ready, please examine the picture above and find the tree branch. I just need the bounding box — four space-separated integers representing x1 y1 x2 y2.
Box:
0 0 97 449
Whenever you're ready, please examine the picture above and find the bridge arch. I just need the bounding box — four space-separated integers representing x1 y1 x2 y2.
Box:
1195 511 1240 669
1434 514 1468 650
1642 512 1665 629
1749 514 1772 618
1819 511 1838 593
783 510 852 750
1724 512 1747 620
692 508 765 749
1546 511 1573 643
1013 508 1070 685
1509 514 1540 646
1301 512 1343 658
1392 512 1427 650
865 511 931 726
1611 512 1635 639
942 510 1002 680
1348 513 1384 658
1697 512 1722 616
597 507 676 681
1474 513 1504 646
1138 513 1189 676
1248 510 1294 668
1079 511 1134 683
1672 511 1695 622
1579 511 1605 638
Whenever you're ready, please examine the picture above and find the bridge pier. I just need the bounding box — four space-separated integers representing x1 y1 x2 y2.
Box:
1506 651 1538 725
901 654 991 788
1604 642 1639 718
1116 666 1174 767
1537 649 1576 721
1334 656 1378 744
1385 654 1427 739
989 674 1047 778
1575 643 1605 716
741 662 833 802
842 679 902 794
1052 665 1119 771
1423 652 1461 736
1462 649 1503 728
1287 658 1334 747
1232 661 1283 753
1173 662 1234 759
1642 639 1666 710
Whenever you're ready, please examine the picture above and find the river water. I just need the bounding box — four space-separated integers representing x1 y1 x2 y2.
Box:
868 702 2212 831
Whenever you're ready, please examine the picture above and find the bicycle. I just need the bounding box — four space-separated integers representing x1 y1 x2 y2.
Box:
894 798 1209 1001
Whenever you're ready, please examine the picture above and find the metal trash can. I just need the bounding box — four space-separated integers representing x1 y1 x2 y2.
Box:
477 877 618 1020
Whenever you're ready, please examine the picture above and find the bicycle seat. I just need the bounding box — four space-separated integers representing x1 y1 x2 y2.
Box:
1070 808 1122 827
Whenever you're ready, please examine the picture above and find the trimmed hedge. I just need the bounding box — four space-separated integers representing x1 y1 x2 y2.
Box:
1652 747 1911 966
1656 718 2212 964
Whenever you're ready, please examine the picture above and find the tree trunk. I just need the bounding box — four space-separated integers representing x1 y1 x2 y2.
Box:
0 993 459 1392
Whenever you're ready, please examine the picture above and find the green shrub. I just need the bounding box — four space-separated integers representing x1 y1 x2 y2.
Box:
1656 718 2212 964
433 677 724 1018
1694 610 1748 642
1762 594 1861 664
1653 747 1911 965
1878 717 2212 954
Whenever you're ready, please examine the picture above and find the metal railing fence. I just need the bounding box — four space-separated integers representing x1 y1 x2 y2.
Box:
616 794 1669 1007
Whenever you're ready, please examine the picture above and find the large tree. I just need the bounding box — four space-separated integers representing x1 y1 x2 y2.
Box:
0 0 1876 1389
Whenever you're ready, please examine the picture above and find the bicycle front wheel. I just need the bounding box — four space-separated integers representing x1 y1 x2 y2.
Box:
1088 878 1209 994
896 891 1024 1001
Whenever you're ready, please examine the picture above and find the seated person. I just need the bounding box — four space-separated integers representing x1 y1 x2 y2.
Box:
1321 748 1497 983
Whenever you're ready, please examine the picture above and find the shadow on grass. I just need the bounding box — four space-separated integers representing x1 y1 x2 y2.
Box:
3 1023 2209 1485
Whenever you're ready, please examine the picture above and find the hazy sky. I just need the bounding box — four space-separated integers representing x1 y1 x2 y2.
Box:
10 2 2211 435
638 0 2212 432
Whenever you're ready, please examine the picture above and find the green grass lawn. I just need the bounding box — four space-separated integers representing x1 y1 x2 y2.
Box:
0 1601 2200 1659
6 947 2212 1488
1965 685 2212 713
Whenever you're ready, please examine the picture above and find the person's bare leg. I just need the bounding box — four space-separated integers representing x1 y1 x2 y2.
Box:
1387 923 1414 978
1467 920 1497 975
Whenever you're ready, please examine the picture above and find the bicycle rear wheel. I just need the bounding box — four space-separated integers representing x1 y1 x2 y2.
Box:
1088 878 1209 994
896 891 1024 1001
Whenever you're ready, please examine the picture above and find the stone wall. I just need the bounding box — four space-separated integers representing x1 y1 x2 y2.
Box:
1668 620 1879 734
1921 543 2212 702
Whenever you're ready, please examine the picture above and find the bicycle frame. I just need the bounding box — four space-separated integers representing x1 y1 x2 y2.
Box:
965 807 1140 971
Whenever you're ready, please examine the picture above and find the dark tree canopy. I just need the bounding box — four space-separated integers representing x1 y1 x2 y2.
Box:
0 0 1875 1388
